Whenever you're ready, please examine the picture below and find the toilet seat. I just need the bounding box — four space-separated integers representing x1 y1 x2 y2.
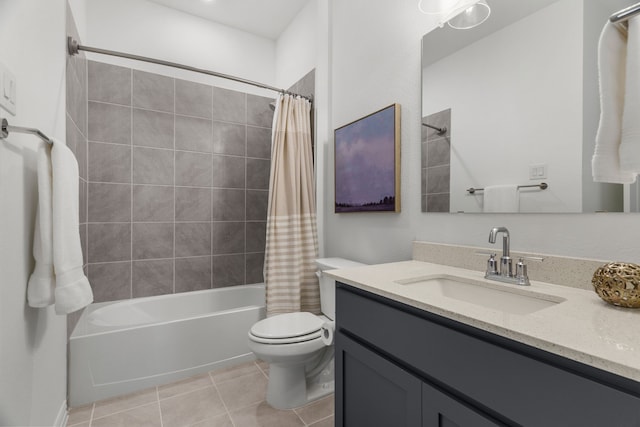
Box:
249 312 325 345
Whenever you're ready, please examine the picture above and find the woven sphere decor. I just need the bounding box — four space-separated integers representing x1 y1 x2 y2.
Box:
592 262 640 308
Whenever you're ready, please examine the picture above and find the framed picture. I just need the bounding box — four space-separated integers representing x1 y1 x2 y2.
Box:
334 103 401 213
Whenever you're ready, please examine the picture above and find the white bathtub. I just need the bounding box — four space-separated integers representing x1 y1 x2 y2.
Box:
69 284 265 407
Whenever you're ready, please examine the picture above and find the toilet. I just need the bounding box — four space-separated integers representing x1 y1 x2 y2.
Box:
248 257 365 409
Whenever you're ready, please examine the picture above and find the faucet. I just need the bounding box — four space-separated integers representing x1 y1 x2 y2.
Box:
484 226 540 286
488 227 511 278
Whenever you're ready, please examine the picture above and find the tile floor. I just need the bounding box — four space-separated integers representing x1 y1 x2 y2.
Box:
67 360 334 427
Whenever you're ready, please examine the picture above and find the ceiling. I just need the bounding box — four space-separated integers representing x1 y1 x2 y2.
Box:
147 0 311 39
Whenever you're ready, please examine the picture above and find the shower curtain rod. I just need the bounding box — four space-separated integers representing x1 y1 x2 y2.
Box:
610 2 640 31
67 37 312 102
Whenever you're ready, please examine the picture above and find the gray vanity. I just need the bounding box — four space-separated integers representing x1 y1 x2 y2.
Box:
328 260 640 426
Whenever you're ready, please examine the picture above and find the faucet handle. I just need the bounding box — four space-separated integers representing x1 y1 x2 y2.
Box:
515 258 531 286
476 252 499 276
515 260 529 285
514 256 543 285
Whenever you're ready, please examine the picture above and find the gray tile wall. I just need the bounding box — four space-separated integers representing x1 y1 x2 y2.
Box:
422 109 451 213
84 60 276 302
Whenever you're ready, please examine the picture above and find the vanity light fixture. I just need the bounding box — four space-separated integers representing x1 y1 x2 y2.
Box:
418 0 491 30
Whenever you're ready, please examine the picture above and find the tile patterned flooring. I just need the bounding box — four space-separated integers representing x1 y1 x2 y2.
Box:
67 360 334 427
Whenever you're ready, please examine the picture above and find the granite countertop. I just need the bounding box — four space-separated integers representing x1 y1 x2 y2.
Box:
326 260 640 382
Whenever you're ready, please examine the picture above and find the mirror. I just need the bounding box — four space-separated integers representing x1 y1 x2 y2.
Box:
421 0 635 213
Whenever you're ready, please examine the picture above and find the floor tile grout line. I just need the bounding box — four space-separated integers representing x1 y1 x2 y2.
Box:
209 371 236 427
307 413 334 426
157 383 215 402
213 366 268 387
156 386 164 427
88 402 95 427
92 400 159 423
254 360 269 380
211 364 268 414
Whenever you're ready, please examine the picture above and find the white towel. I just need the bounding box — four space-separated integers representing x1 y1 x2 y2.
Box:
27 145 55 307
483 185 519 213
620 17 640 174
592 21 637 183
27 140 93 314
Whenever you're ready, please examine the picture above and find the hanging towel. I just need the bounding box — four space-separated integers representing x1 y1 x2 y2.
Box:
592 21 637 183
27 140 93 314
620 17 640 174
27 145 55 307
483 185 519 213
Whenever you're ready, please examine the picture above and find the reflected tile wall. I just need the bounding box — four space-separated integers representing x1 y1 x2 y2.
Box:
422 108 451 213
83 60 281 303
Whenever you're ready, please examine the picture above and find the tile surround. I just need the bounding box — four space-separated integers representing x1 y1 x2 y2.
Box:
132 70 174 112
175 115 213 153
88 142 131 183
68 361 334 427
70 61 315 315
133 108 174 149
88 61 131 105
83 61 279 302
88 102 132 145
213 121 246 155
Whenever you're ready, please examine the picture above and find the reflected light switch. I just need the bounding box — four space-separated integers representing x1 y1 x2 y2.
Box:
529 164 547 180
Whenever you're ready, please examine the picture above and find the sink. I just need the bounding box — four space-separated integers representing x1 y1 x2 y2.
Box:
394 274 564 315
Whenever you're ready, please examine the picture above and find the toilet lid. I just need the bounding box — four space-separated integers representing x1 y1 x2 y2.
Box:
250 312 324 340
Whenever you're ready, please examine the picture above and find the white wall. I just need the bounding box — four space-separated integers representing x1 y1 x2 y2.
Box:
275 0 328 256
73 0 278 97
276 0 318 89
0 0 68 425
326 0 640 264
423 0 583 213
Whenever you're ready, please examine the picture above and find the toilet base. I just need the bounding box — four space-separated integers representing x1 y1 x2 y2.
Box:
265 355 335 410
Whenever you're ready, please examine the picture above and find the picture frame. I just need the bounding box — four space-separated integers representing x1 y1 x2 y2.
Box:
334 103 401 213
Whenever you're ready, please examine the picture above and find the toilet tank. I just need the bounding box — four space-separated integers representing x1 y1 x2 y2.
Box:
315 258 366 320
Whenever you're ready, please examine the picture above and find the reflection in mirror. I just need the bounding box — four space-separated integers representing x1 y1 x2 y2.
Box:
421 0 635 213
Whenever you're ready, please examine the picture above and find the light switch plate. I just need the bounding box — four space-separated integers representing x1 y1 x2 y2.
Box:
529 164 547 180
0 62 16 116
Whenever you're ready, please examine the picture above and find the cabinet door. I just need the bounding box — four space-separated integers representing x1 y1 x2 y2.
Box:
422 382 503 427
336 332 422 427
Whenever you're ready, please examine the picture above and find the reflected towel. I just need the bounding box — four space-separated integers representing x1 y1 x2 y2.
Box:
483 185 519 213
592 21 636 183
27 140 93 314
620 17 640 174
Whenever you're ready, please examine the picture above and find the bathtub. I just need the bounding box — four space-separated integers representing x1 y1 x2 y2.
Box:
69 284 265 407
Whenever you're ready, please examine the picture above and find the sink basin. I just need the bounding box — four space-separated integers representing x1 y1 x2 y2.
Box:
394 274 564 315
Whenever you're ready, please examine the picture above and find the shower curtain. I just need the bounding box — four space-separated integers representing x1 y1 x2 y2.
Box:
264 94 320 316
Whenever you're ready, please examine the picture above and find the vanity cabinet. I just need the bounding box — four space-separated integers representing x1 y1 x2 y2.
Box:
335 283 640 427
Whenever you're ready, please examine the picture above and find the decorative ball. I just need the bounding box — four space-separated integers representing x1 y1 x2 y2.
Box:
592 262 640 308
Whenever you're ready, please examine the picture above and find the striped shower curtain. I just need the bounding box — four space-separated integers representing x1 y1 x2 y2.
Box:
264 94 320 316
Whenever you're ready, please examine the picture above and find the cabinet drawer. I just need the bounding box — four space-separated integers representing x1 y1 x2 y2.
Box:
337 284 640 426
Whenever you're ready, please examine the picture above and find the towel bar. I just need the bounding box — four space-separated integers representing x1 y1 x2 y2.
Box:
1 118 54 145
610 2 640 32
467 183 548 194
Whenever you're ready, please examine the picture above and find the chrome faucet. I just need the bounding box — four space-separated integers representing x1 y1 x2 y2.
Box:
484 227 542 286
488 227 511 278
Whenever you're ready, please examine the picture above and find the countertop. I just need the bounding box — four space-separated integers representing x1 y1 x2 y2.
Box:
326 260 640 382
